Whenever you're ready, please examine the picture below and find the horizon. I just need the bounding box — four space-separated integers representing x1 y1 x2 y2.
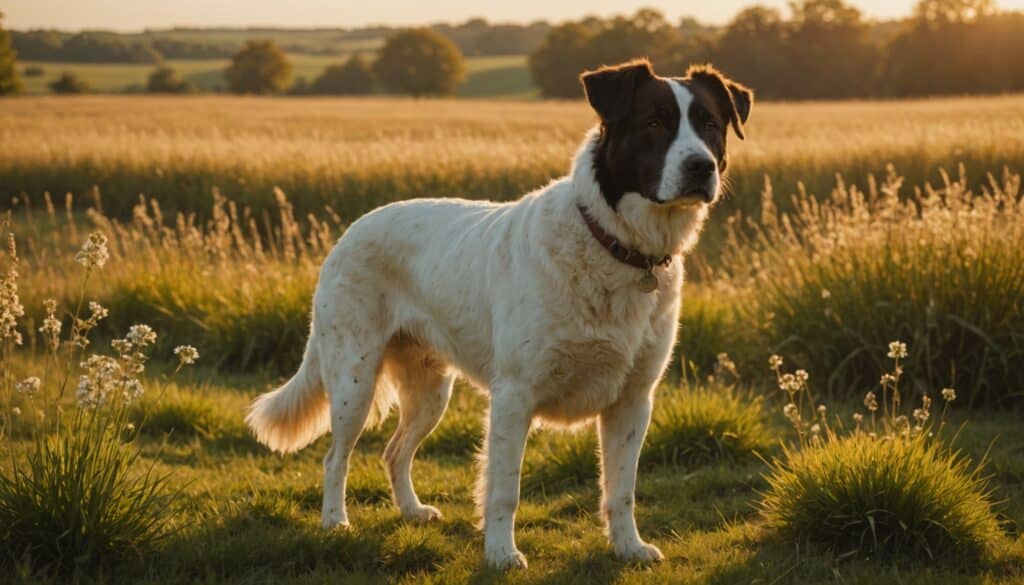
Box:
6 0 1024 33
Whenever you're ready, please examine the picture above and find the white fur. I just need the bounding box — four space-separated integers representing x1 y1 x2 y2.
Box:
656 80 720 204
247 110 716 569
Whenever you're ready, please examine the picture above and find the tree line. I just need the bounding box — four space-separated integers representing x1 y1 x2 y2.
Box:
530 0 1024 100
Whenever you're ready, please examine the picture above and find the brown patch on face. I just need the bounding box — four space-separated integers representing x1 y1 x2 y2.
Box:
681 65 754 173
580 60 683 209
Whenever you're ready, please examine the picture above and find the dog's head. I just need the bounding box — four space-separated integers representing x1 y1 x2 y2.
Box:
580 59 752 210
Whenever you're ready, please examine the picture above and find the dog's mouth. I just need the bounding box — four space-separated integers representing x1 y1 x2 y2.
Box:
663 190 713 206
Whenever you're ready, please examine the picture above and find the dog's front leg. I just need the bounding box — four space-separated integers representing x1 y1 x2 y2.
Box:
479 383 532 570
598 388 664 563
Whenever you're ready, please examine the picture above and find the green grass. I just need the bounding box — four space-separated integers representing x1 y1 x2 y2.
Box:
18 54 533 97
4 373 1022 583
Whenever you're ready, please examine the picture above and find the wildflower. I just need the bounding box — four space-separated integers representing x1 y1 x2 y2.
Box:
11 406 21 417
864 391 878 412
820 288 831 299
125 422 136 433
0 247 25 345
16 376 41 395
174 345 199 366
913 408 930 425
942 387 957 402
779 373 801 394
88 301 109 321
887 341 908 359
126 324 157 348
810 424 821 436
880 373 897 386
817 404 827 416
39 299 62 349
122 379 144 402
111 338 132 355
769 355 783 370
74 232 110 269
921 394 932 411
853 412 864 425
783 403 799 423
795 369 809 384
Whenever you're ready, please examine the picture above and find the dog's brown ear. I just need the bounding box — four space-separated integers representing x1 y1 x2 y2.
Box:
686 64 754 139
580 59 655 124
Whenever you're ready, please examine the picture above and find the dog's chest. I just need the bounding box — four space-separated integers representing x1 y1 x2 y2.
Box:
529 297 658 423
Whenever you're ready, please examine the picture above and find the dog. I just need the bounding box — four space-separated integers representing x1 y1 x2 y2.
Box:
246 58 752 570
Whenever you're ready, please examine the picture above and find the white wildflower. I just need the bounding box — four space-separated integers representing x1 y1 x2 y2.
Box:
941 387 957 402
74 232 110 269
887 341 908 359
16 376 41 395
174 345 199 366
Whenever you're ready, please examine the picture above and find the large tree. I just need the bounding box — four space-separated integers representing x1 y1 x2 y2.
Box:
373 28 465 97
0 11 22 96
225 40 292 95
146 66 194 94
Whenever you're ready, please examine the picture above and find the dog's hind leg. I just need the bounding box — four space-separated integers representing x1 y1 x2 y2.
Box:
317 307 392 529
382 340 454 522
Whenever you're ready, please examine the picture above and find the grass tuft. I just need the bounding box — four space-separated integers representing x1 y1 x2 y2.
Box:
760 432 1004 564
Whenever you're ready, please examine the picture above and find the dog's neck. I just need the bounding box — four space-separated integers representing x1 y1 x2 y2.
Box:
569 129 710 260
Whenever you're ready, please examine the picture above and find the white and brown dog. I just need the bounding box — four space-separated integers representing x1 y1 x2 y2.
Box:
247 59 752 569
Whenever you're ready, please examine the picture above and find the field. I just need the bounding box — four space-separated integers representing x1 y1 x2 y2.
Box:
2 93 1024 583
17 54 534 98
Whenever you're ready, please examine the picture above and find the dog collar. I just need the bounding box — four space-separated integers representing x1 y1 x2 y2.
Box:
577 204 671 292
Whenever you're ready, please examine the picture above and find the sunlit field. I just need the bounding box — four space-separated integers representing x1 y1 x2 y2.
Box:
2 93 1024 583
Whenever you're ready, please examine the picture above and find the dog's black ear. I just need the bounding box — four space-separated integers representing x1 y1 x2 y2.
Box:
686 64 754 139
580 59 655 124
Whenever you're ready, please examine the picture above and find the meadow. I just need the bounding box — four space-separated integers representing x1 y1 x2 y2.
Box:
16 54 533 98
2 93 1024 583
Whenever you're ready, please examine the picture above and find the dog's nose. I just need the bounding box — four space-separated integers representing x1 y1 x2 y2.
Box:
684 155 716 180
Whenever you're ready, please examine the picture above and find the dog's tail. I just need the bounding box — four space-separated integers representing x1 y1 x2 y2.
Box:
246 326 330 454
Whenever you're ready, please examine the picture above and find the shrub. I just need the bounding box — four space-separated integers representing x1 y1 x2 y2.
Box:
146 66 194 94
23 65 44 77
760 347 1004 564
720 168 1024 405
49 71 89 94
311 55 376 95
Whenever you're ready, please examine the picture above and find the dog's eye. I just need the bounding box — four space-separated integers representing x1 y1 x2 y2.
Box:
647 118 661 129
705 118 721 130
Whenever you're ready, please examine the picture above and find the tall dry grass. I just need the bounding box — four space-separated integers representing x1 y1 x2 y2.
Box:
3 94 1024 234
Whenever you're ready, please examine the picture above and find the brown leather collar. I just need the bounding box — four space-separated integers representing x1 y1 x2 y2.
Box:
577 204 671 272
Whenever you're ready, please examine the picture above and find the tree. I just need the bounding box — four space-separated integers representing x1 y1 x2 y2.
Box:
49 71 89 94
713 6 790 99
225 40 292 95
784 0 878 99
311 55 376 95
915 0 995 23
374 28 465 97
0 11 21 96
146 66 194 94
528 22 595 98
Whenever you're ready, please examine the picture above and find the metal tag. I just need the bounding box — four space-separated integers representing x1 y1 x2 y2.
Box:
638 271 658 293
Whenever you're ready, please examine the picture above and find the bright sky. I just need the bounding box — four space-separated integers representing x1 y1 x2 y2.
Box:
4 0 1024 31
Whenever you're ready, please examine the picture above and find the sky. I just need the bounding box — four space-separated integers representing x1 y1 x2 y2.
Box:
4 0 1024 31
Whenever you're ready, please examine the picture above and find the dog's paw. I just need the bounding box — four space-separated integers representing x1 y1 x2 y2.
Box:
486 548 528 571
321 510 350 530
403 504 443 523
618 541 664 564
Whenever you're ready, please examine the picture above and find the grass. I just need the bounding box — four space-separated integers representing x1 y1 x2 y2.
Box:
17 53 533 96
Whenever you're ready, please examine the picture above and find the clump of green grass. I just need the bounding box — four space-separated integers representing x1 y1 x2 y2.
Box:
521 382 772 495
420 409 483 459
721 168 1024 405
380 525 450 575
130 385 251 449
760 346 1004 565
760 434 1003 564
642 383 772 469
